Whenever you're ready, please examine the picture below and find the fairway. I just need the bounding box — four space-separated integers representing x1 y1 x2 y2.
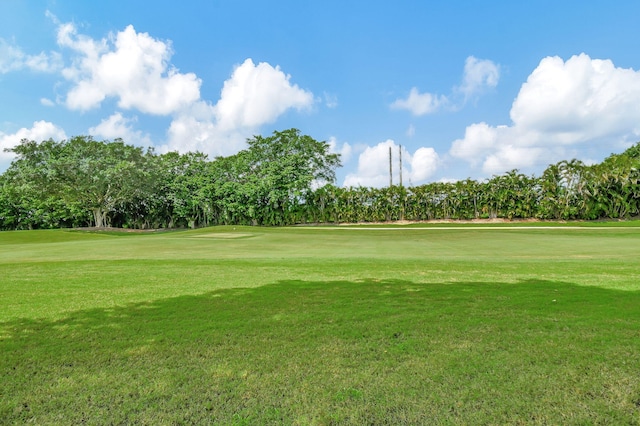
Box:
1 224 640 424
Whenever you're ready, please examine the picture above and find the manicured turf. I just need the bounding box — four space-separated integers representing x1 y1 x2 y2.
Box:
1 224 640 424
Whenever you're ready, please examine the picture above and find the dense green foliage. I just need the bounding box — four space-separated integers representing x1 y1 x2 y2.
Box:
1 129 639 230
1 225 640 423
0 129 341 229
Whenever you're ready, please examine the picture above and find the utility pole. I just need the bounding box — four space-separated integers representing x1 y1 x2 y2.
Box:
399 145 403 188
399 145 404 220
389 146 393 187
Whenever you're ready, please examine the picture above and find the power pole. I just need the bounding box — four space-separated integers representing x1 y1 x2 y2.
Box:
399 145 404 220
399 145 403 188
389 146 393 187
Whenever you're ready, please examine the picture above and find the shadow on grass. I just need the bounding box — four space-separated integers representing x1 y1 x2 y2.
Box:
2 279 640 424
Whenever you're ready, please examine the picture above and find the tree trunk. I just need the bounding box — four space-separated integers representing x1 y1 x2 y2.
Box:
92 208 106 228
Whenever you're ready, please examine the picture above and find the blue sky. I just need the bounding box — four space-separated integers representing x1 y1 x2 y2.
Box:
2 1 640 186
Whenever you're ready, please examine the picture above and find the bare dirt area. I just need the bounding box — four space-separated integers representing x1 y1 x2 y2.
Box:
336 218 553 226
190 232 255 239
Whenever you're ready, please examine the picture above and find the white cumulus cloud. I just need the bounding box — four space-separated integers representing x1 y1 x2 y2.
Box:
327 136 352 163
511 54 640 141
343 140 440 187
163 58 315 157
450 53 640 175
88 112 152 146
450 122 502 166
214 58 314 131
411 147 440 182
0 121 67 166
164 109 251 157
57 23 201 115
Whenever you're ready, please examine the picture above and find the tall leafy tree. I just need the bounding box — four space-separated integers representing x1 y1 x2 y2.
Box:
217 129 341 225
153 151 213 228
3 139 89 229
7 137 152 228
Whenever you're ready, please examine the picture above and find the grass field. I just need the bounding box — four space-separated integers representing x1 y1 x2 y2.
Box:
1 223 640 424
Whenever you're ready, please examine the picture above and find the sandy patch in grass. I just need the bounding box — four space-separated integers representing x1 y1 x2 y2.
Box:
337 218 544 226
191 233 255 239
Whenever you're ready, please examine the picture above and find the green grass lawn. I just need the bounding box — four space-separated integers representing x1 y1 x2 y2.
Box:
1 224 640 424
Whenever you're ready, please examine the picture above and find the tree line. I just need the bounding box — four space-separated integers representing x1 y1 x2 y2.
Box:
1 128 638 230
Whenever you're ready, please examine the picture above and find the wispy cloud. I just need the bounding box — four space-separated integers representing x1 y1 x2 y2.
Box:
323 92 338 108
390 88 448 116
455 56 500 101
0 39 62 74
391 56 500 116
